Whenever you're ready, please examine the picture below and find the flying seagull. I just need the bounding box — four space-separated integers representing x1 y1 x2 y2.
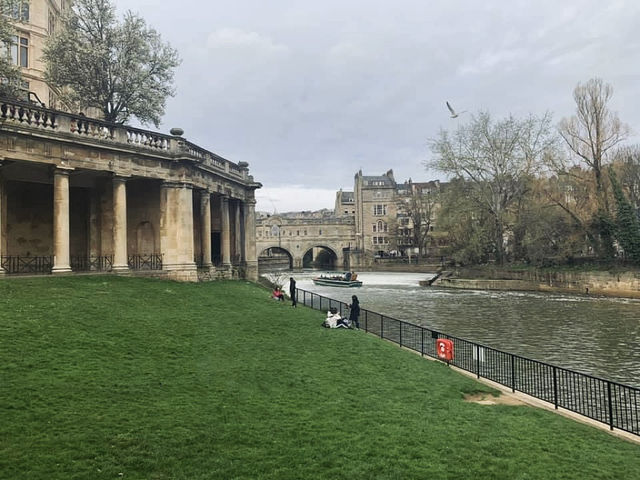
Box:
446 101 467 118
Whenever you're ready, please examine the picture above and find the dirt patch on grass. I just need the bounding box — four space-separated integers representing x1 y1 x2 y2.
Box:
464 392 525 406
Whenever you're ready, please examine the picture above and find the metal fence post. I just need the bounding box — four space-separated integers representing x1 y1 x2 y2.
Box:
476 344 480 379
511 355 516 393
364 310 368 332
399 322 403 347
607 382 614 431
381 316 384 339
421 329 425 357
553 367 558 410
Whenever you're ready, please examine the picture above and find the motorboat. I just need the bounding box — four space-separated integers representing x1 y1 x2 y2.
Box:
312 272 363 287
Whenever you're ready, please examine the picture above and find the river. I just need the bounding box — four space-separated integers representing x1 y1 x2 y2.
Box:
284 270 640 389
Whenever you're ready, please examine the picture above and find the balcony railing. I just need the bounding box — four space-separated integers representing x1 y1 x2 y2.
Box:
1 256 53 274
128 254 163 271
0 97 251 181
70 255 114 272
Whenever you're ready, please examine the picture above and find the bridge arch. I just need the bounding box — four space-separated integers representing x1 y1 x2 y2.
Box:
258 245 294 270
302 245 339 270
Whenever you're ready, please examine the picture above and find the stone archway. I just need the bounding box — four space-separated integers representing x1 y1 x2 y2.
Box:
302 245 338 270
258 246 294 271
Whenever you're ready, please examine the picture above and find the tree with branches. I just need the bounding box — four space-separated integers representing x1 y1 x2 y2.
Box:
428 111 557 264
0 0 28 98
43 0 180 126
554 78 630 258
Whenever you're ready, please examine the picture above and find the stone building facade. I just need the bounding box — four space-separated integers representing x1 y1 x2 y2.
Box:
0 97 261 281
7 0 71 107
256 170 446 270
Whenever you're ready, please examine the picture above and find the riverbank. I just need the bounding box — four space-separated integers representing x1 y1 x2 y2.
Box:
4 276 640 479
431 266 640 298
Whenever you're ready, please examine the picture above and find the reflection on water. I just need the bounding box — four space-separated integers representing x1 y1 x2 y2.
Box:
285 270 640 388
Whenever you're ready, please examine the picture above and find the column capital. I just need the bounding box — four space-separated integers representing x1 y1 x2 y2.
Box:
162 181 194 190
52 165 74 176
111 173 131 182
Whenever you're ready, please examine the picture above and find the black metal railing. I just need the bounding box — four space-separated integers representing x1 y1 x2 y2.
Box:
1 256 53 274
127 253 163 270
70 255 113 272
297 288 640 437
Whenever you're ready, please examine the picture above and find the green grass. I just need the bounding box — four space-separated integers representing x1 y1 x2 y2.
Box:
2 276 640 479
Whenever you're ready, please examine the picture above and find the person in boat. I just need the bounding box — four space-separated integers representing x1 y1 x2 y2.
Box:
272 287 285 301
345 271 352 281
349 295 360 329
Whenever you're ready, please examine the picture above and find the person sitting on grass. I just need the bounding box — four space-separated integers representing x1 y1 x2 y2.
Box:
272 287 285 301
322 308 352 329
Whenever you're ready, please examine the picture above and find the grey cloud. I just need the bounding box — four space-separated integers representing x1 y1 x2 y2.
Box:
113 0 640 212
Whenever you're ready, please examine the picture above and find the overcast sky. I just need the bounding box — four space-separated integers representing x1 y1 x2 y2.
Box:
112 0 640 213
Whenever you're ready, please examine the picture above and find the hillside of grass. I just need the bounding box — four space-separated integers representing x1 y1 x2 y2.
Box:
2 276 640 479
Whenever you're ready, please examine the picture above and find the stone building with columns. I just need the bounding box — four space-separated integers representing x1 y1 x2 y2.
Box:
0 97 261 281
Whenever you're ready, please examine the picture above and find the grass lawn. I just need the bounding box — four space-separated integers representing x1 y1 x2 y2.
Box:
2 276 640 479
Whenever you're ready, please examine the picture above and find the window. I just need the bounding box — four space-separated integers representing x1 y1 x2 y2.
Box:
373 204 387 216
10 2 29 22
8 35 29 68
372 221 387 233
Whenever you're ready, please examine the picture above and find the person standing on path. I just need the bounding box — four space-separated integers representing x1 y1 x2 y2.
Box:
349 295 360 329
289 277 297 307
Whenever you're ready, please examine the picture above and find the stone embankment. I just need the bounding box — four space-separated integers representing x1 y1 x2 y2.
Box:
429 268 640 299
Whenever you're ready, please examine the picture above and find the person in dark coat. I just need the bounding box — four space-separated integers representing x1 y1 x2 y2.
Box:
349 295 360 329
289 277 297 307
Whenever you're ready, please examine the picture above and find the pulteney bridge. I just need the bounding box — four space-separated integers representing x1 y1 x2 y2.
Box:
256 214 356 270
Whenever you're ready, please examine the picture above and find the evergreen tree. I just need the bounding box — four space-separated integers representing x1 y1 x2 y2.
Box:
609 168 640 263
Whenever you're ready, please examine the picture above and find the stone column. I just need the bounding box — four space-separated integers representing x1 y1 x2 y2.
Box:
243 199 258 281
0 166 5 275
112 176 129 272
220 195 231 269
52 167 72 273
160 182 197 281
234 200 242 264
200 190 213 269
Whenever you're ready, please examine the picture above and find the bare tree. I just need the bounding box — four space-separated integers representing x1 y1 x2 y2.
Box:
428 111 557 264
401 182 440 260
558 78 630 209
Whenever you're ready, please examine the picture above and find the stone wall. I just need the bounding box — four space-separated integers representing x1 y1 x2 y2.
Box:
6 182 52 256
436 268 640 298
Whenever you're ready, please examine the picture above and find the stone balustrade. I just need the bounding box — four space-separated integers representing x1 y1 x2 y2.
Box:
0 97 247 178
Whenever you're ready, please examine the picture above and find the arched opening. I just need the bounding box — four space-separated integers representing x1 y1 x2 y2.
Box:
258 246 293 272
303 246 338 270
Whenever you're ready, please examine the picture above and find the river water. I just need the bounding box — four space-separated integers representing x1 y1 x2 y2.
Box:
286 271 640 388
